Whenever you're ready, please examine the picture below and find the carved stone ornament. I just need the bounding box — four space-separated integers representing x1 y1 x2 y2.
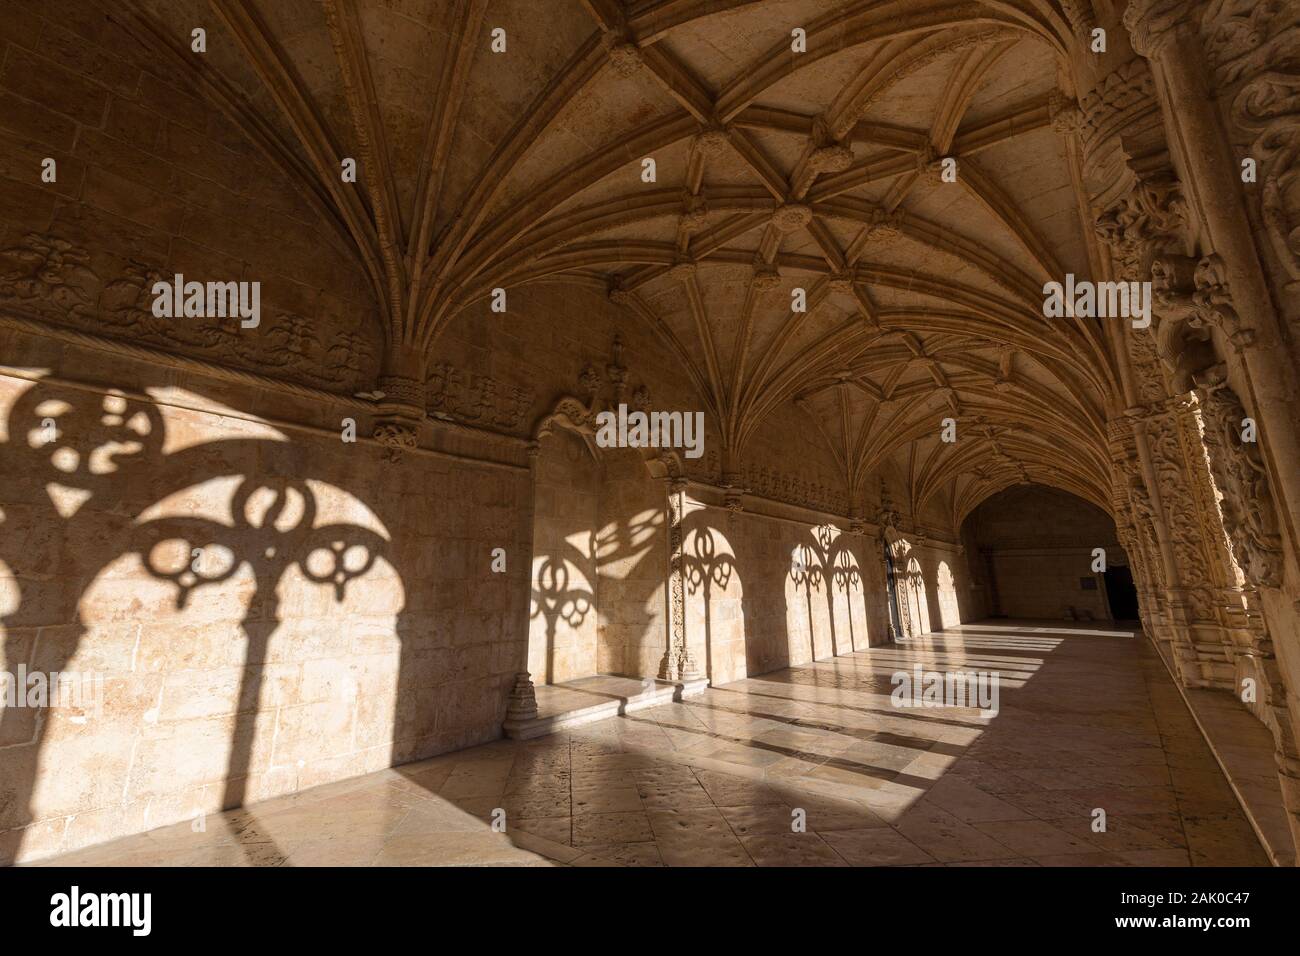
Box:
425 364 534 432
0 232 377 394
606 41 642 78
694 126 730 158
1193 363 1284 588
771 203 813 233
372 419 418 463
1124 0 1197 59
864 206 904 242
808 142 854 174
680 191 709 232
1095 172 1187 276
751 262 781 290
1048 89 1082 134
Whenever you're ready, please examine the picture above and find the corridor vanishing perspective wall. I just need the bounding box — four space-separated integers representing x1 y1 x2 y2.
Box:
966 486 1126 621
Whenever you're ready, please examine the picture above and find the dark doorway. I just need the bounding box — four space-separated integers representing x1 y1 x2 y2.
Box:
1104 565 1139 620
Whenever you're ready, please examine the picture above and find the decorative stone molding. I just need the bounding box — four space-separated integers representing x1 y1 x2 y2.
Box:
828 272 855 293
668 257 698 281
606 333 629 400
809 141 854 174
578 362 602 398
1079 58 1161 152
532 335 657 464
1201 0 1289 85
424 364 535 432
1048 89 1082 134
679 191 709 232
1194 363 1284 588
1152 252 1258 396
809 143 854 173
1228 46 1300 285
372 419 418 462
740 463 845 513
1059 0 1097 36
863 206 904 242
607 276 634 306
1192 254 1255 345
806 115 857 175
1094 171 1187 276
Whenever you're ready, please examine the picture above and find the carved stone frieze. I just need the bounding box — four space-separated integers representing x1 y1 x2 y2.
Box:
425 363 534 433
738 463 846 514
0 232 377 394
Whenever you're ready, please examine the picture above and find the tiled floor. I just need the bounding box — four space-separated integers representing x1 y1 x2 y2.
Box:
35 622 1270 867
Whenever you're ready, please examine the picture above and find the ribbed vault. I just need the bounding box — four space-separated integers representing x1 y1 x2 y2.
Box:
114 0 1124 519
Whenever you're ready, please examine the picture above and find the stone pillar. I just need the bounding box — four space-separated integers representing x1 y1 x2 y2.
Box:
504 440 544 729
1123 1 1300 854
660 476 701 682
1126 0 1300 554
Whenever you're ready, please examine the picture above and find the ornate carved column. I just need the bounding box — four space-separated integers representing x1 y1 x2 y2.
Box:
1108 418 1166 640
1124 2 1300 854
660 476 702 683
1128 0 1300 587
1073 25 1260 692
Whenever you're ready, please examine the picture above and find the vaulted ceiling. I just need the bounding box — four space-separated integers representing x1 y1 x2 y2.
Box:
116 0 1125 523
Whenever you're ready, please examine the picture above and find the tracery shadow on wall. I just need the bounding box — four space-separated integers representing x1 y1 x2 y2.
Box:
527 424 667 685
0 380 406 865
680 509 739 684
785 525 867 666
882 532 943 641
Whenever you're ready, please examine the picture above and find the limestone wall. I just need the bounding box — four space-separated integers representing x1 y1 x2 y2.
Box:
965 485 1125 621
0 351 531 864
595 448 669 680
528 427 601 683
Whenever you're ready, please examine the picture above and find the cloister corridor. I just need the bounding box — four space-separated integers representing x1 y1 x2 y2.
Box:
31 622 1270 868
5 0 1300 896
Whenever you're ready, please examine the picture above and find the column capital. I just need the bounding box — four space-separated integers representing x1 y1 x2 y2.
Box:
1123 0 1199 60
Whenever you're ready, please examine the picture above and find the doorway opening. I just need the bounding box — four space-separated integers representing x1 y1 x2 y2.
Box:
1104 565 1140 620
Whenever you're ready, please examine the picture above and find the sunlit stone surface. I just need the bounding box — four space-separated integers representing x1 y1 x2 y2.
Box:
35 623 1269 867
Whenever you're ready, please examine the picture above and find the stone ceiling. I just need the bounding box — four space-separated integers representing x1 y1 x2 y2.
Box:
118 0 1121 523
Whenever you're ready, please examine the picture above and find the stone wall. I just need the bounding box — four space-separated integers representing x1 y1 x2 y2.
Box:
0 338 532 864
0 0 381 398
595 448 669 680
528 427 600 683
965 485 1125 621
681 496 891 683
